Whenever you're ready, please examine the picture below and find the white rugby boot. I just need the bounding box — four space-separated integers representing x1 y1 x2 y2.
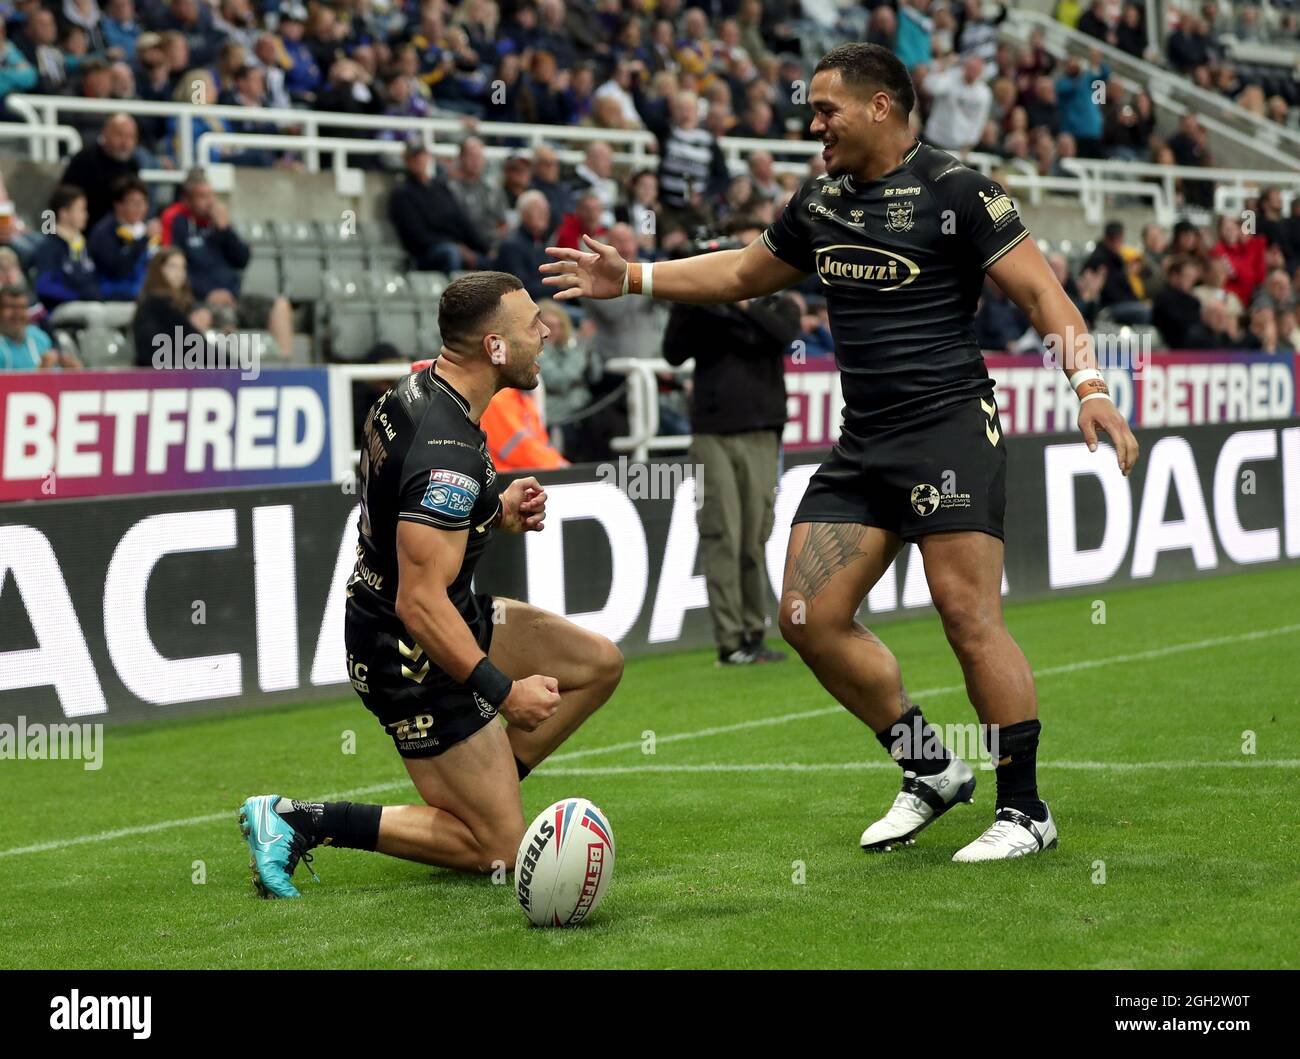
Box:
952 804 1058 862
859 755 977 852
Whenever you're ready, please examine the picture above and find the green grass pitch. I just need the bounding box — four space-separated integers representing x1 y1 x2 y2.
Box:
2 566 1298 969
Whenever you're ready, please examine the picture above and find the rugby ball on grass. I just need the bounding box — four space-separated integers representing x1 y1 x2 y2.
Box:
515 798 615 927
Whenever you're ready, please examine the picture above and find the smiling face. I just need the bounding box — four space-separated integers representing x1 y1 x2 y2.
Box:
0 292 28 340
808 68 886 177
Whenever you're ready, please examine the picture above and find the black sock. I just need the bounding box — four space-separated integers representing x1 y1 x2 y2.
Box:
515 756 531 781
277 799 382 850
990 720 1047 821
875 705 950 777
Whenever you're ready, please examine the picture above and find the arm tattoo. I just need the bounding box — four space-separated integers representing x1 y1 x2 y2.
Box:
786 523 868 603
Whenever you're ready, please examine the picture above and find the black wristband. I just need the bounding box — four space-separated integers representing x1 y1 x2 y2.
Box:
466 657 513 708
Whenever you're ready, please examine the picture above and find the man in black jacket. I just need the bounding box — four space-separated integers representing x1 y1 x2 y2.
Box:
663 218 798 666
59 114 141 230
389 142 491 273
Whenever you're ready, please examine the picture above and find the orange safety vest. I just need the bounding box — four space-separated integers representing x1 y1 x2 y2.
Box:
480 388 568 471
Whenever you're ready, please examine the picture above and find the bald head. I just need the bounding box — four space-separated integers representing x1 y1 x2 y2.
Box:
101 113 138 161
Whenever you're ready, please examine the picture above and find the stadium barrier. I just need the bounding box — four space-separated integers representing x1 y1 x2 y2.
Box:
2 353 1293 500
2 418 1297 725
8 93 1291 221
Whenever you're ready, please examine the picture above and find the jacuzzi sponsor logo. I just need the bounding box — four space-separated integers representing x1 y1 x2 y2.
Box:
814 244 920 291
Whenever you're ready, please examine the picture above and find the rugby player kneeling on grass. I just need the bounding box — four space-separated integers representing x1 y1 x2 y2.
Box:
239 272 623 897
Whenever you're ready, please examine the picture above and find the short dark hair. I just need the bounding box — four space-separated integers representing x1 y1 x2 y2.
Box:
814 43 915 118
48 184 86 216
111 174 148 203
438 271 524 352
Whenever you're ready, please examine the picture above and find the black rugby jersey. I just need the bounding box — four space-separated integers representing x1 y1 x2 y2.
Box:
347 365 501 635
762 140 1029 429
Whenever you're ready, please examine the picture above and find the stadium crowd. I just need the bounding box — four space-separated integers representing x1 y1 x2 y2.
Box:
2 0 1300 460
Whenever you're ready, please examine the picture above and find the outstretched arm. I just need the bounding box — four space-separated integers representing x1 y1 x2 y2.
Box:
540 233 808 305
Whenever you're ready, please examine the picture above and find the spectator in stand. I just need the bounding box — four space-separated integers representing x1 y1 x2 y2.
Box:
1257 187 1300 273
1139 222 1170 300
1252 267 1296 314
1075 0 1114 45
570 141 619 225
161 168 293 356
1023 75 1060 136
17 8 72 95
617 169 662 253
731 97 779 140
492 190 552 303
164 65 219 150
1169 218 1207 264
536 298 599 460
388 141 490 272
0 21 37 114
974 274 1031 351
277 4 321 102
1103 84 1154 161
554 189 609 252
746 151 781 204
250 32 293 110
376 64 431 141
796 292 835 358
159 168 244 302
1055 52 1109 158
101 0 141 61
1211 214 1268 309
529 144 576 227
212 38 248 97
446 137 510 249
1115 3 1149 60
1195 256 1246 327
1167 14 1214 74
88 175 158 301
581 222 670 363
1084 221 1152 324
924 55 991 153
1247 305 1290 354
501 154 533 216
132 246 211 367
133 33 173 125
643 89 730 227
31 185 100 311
161 0 225 68
1154 256 1218 348
0 284 79 370
0 171 39 268
1168 114 1214 208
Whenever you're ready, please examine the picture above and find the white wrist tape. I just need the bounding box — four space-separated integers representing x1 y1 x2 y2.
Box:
620 267 629 296
642 262 654 298
1079 392 1112 405
1069 367 1104 390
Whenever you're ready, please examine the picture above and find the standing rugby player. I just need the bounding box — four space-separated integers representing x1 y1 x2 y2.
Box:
239 273 623 897
542 44 1138 862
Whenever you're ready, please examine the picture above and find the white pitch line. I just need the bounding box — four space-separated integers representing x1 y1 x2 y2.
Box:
535 760 1300 777
1 622 1296 859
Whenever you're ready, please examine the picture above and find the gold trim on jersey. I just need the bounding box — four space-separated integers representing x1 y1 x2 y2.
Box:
980 229 1029 270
